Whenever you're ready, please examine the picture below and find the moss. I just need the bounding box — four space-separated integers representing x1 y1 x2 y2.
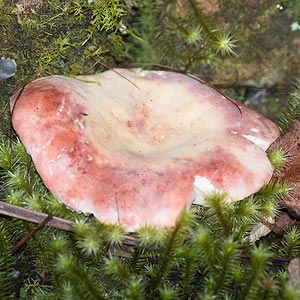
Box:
0 136 300 298
126 0 237 72
0 0 133 133
1 1 300 299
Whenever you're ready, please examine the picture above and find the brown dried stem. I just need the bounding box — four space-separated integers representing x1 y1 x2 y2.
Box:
0 200 136 250
0 201 73 231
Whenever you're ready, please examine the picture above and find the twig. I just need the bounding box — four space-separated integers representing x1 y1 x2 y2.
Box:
92 58 141 90
0 202 296 263
0 201 136 248
0 201 73 231
239 253 291 265
129 62 242 114
12 214 53 253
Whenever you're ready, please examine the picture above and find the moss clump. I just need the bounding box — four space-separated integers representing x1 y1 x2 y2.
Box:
0 130 299 299
127 0 236 72
1 0 128 79
0 0 131 126
1 1 300 299
0 0 136 136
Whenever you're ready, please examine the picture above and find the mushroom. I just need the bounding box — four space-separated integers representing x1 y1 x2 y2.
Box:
10 69 280 231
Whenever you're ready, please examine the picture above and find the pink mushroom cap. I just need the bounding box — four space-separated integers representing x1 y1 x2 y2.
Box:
11 69 280 231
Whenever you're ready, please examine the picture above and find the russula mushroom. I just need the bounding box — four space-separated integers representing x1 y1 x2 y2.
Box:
10 69 280 231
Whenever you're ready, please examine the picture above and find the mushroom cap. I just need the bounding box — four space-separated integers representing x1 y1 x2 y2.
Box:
11 69 280 231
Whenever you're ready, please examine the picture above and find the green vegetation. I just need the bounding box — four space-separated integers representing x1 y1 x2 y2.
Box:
0 130 298 299
1 0 300 299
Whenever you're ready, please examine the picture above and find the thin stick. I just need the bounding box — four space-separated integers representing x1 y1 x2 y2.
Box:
0 201 136 247
129 62 242 114
12 214 53 253
239 253 291 266
92 58 141 90
0 201 73 231
0 202 296 263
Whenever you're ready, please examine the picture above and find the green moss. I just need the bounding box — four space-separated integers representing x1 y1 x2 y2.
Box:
126 0 236 72
279 84 300 133
268 148 289 172
1 132 292 298
0 0 132 132
1 1 300 299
